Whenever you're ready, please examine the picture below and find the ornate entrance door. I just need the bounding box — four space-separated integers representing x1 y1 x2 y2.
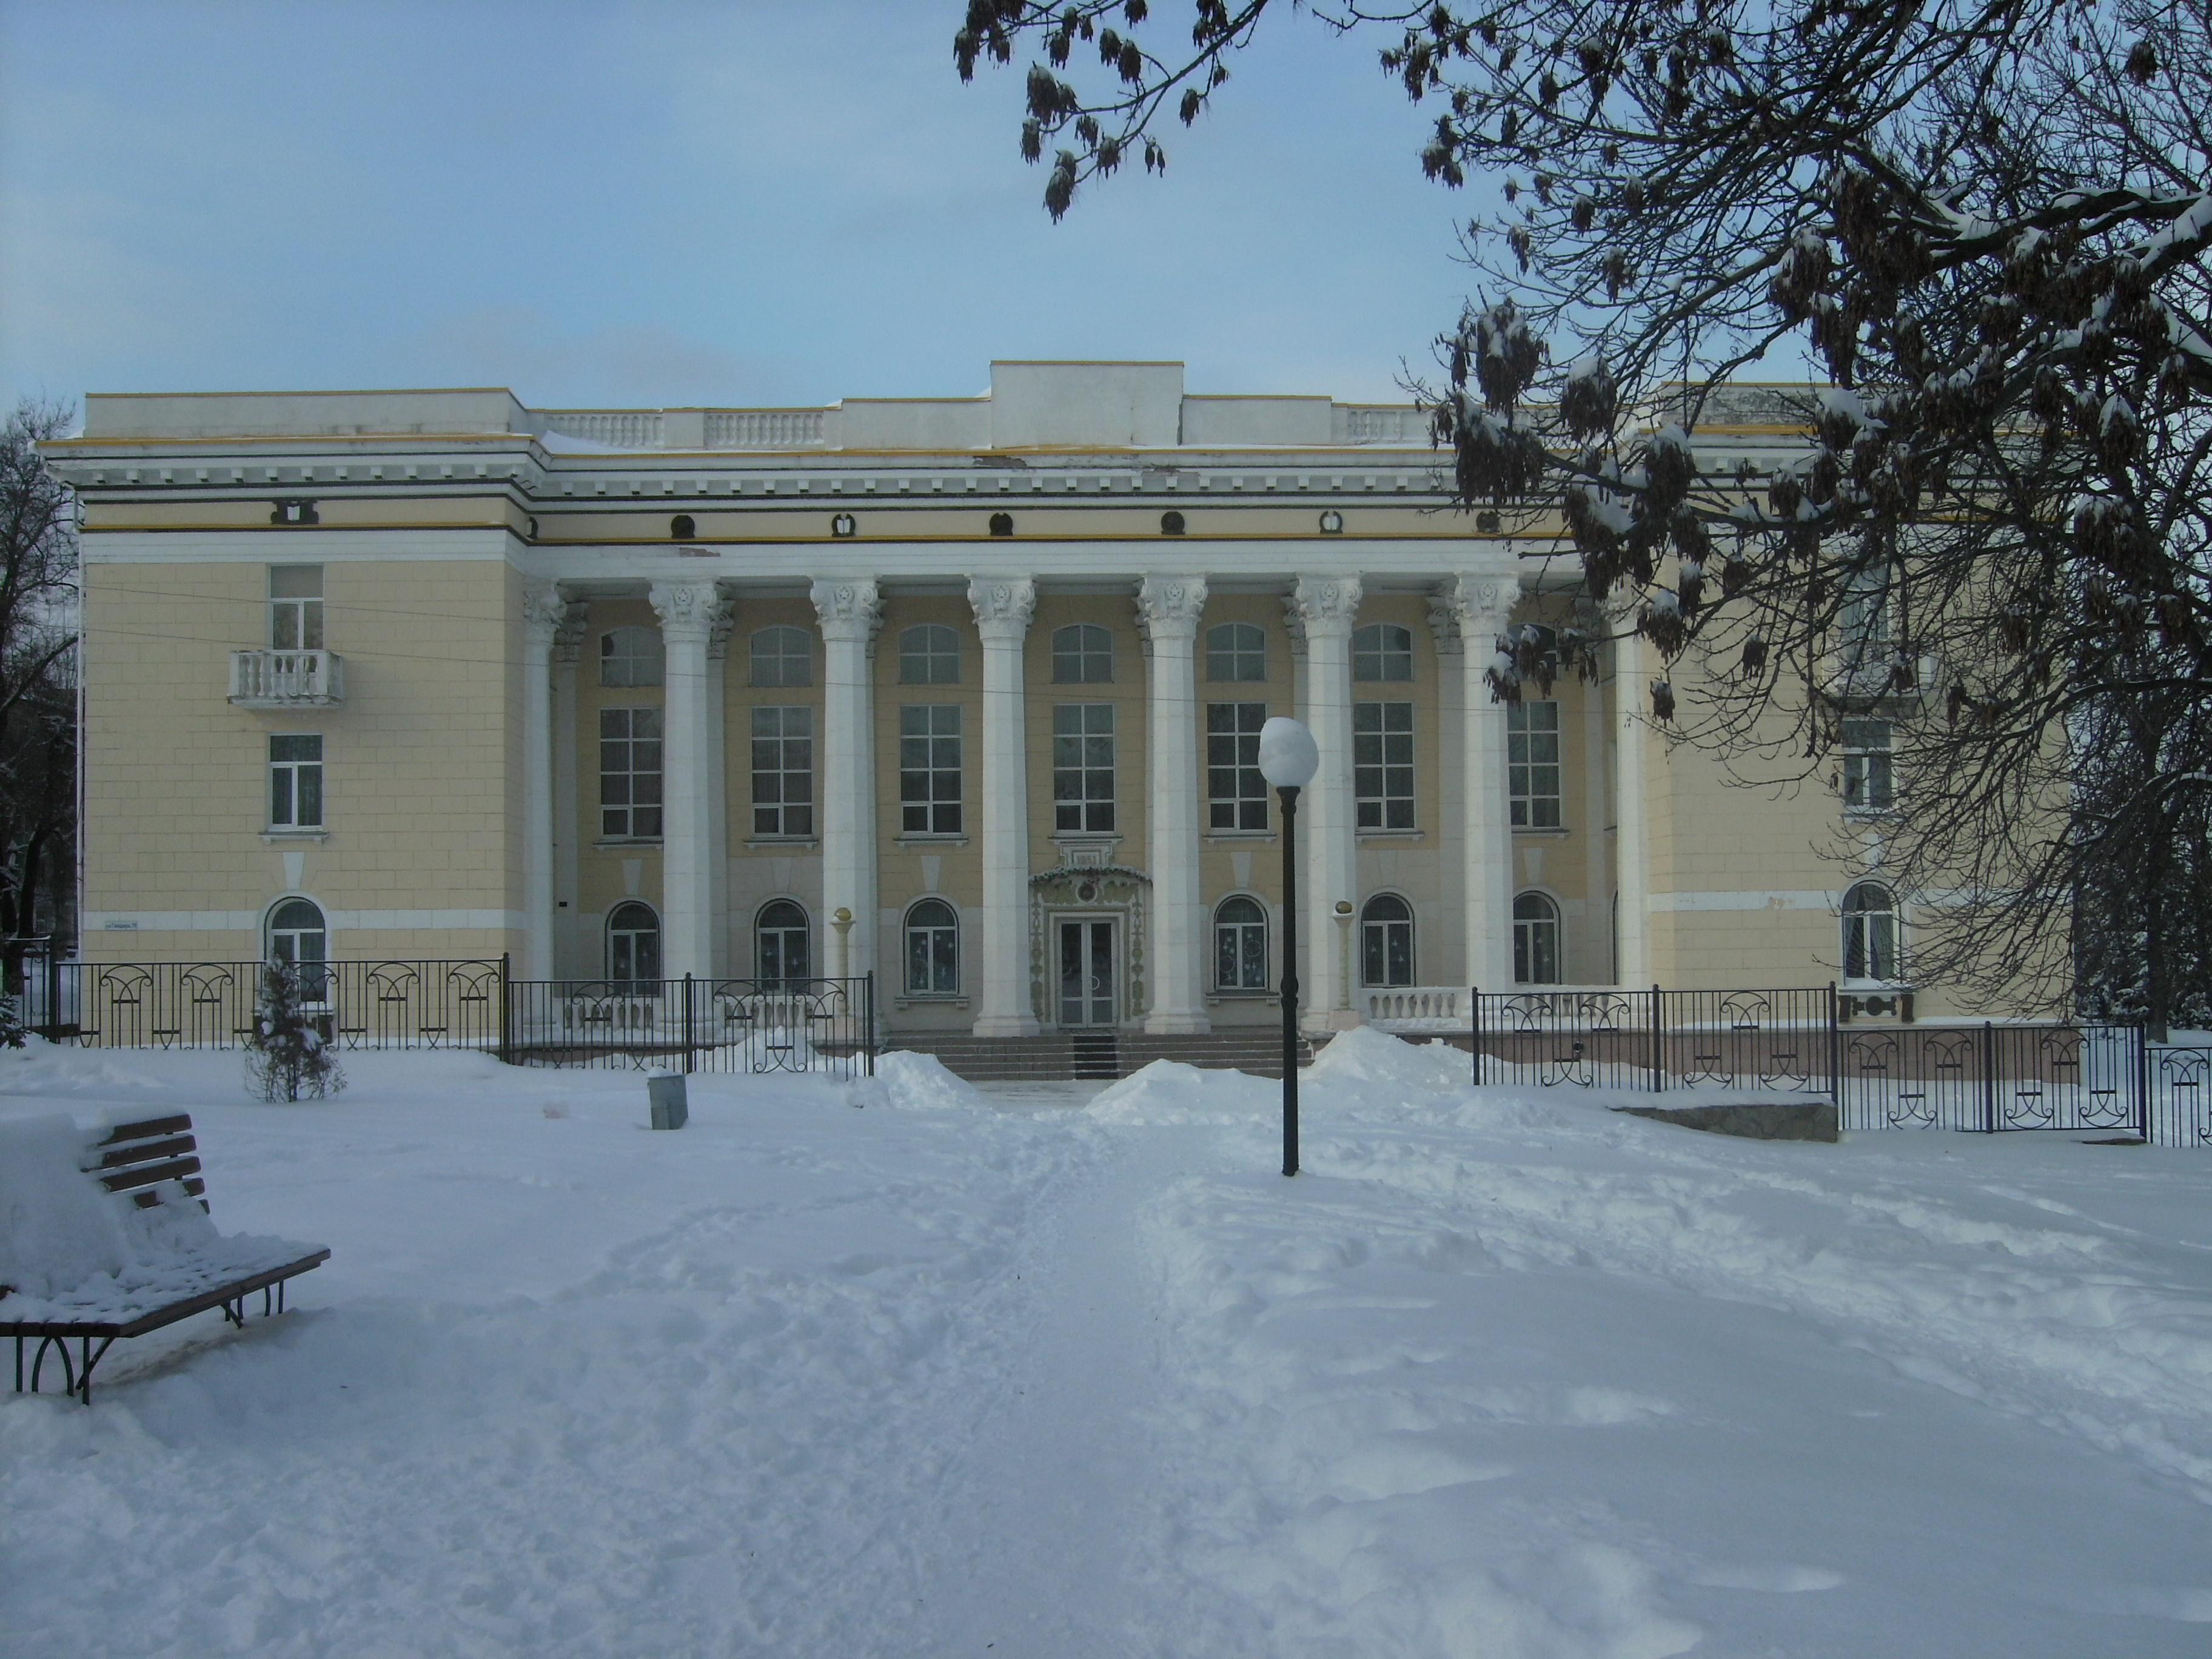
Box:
1057 919 1116 1026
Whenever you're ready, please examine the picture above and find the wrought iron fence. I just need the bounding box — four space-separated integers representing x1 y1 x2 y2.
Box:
24 957 875 1080
503 974 876 1079
1470 985 2204 1146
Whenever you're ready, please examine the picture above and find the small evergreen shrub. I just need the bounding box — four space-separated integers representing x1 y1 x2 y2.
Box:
0 993 22 1050
246 960 344 1102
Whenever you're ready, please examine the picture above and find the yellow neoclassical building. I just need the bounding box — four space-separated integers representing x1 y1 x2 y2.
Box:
47 360 1947 1062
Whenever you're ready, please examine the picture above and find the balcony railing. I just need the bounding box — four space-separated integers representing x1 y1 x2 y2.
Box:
229 649 345 707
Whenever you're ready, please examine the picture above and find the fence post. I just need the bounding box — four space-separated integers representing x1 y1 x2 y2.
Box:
1470 986 1481 1088
683 974 696 1074
44 950 62 1042
2136 1022 2152 1143
1651 984 1664 1093
498 952 512 1065
1826 982 1840 1109
863 971 877 1077
1980 1021 1997 1133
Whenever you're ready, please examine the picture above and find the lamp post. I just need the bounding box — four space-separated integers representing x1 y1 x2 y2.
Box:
1259 717 1320 1177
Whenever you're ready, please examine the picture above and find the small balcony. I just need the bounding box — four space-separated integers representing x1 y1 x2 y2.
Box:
229 649 345 708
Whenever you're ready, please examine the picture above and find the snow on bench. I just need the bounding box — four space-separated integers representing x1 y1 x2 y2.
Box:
0 1112 329 1403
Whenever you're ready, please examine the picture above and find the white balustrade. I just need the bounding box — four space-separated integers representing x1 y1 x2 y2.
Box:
1364 985 1470 1029
541 410 665 448
1332 405 1429 444
705 409 826 448
229 649 344 706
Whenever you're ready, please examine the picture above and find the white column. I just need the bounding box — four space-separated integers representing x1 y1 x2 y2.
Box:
813 578 885 991
705 602 734 977
650 580 718 982
1427 597 1467 983
968 577 1040 1036
1455 575 1518 991
1613 626 1653 985
1291 576 1362 1028
551 618 583 979
519 581 563 981
1138 574 1210 1034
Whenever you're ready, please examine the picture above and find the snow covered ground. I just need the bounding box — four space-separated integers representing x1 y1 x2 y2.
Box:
4 1031 2210 1657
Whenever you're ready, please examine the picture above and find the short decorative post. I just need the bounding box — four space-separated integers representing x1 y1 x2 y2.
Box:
831 907 854 982
1260 717 1321 1178
1333 899 1356 1017
683 973 697 1075
498 951 512 1066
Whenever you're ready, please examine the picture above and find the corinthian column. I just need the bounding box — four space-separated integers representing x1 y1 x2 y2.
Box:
1138 574 1210 1033
651 579 719 983
1290 575 1362 1027
969 577 1040 1036
519 580 564 980
1614 625 1652 985
813 578 885 990
1455 574 1519 990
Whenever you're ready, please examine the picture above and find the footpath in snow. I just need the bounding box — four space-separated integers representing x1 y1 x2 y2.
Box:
3 1031 2211 1657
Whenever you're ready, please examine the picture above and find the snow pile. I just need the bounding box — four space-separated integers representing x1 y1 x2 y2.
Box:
1305 1024 1469 1106
1088 1057 1278 1125
855 1048 983 1113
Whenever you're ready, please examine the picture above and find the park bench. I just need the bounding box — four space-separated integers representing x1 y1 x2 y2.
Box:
1 1113 329 1404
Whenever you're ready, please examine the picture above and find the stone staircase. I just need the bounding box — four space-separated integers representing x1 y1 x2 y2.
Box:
889 1026 1317 1084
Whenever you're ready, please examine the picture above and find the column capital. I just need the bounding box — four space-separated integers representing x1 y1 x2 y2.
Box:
1290 574 1363 638
811 577 885 644
1425 595 1464 655
650 578 721 646
706 592 740 662
549 597 591 666
1452 572 1518 631
1135 574 1208 643
521 579 568 646
967 576 1037 640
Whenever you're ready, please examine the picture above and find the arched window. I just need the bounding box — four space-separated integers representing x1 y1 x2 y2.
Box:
904 899 959 995
266 897 329 1002
599 626 664 688
749 626 813 689
1842 882 1901 983
1051 623 1113 684
899 624 962 685
1213 895 1269 991
607 902 660 988
1360 894 1415 987
1352 623 1415 683
1205 622 1266 683
756 899 810 987
1513 891 1561 985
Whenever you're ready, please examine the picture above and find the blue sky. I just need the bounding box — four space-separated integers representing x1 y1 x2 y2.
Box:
0 1 1491 414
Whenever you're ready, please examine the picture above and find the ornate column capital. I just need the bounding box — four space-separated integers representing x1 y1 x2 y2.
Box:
650 578 721 646
1452 573 1518 634
1425 596 1464 655
967 576 1037 641
706 591 740 662
1135 574 1208 644
811 577 885 645
521 579 568 646
550 597 591 666
1290 574 1364 639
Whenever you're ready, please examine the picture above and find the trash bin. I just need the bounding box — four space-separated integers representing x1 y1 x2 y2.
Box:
648 1071 688 1131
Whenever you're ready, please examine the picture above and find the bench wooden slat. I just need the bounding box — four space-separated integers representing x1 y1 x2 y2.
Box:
96 1155 200 1193
93 1134 196 1170
0 1249 330 1340
95 1115 193 1146
130 1177 205 1209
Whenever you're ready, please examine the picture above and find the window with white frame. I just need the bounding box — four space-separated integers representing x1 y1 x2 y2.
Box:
599 626 664 687
269 565 323 651
266 897 328 1002
899 625 962 685
1842 719 1894 811
1053 703 1115 832
1352 622 1414 682
606 901 660 987
1360 894 1415 986
1842 882 1902 982
749 625 813 688
1508 700 1562 828
899 705 964 835
599 707 663 838
751 706 813 837
905 898 959 995
1353 702 1415 830
1213 895 1269 990
1205 702 1268 831
1513 891 1562 984
1205 622 1265 682
756 899 810 985
1840 564 1894 687
268 734 323 829
1051 623 1113 684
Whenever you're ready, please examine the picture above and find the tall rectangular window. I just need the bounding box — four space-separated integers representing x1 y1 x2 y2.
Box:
1508 700 1562 828
899 705 964 835
600 707 663 839
751 706 814 837
1353 701 1415 830
268 734 323 829
1052 703 1116 833
269 565 323 651
1206 702 1267 831
1843 719 1894 811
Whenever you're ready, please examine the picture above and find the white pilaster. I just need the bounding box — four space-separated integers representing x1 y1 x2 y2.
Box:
1455 574 1519 991
1613 626 1653 985
968 577 1040 1036
1290 576 1362 1028
813 578 885 993
706 599 735 977
650 579 719 983
1426 597 1467 984
1138 574 1210 1034
550 609 584 979
519 581 563 981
